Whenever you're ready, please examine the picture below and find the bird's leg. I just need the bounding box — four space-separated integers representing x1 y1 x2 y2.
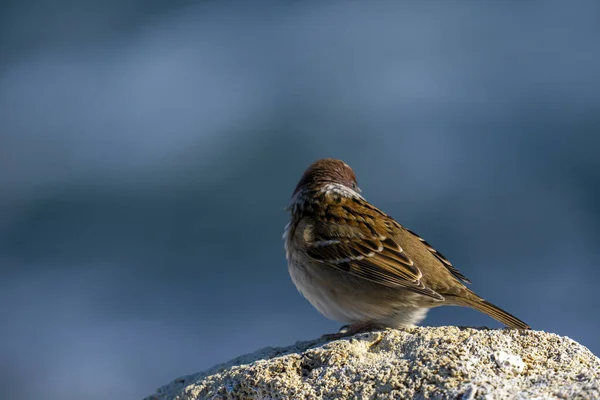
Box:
321 321 385 340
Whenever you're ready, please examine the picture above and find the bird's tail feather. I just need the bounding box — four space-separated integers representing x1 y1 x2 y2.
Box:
451 294 530 330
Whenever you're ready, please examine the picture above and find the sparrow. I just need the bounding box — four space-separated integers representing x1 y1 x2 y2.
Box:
284 158 529 337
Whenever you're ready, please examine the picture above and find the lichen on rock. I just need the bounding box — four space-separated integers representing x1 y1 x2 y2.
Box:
145 326 600 400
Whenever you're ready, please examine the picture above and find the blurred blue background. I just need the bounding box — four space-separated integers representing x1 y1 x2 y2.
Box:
1 1 599 399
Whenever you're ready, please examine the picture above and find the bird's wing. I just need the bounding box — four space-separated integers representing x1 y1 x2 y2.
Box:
304 196 444 301
404 228 471 284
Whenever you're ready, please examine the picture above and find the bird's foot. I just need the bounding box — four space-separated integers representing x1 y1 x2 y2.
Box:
321 322 385 341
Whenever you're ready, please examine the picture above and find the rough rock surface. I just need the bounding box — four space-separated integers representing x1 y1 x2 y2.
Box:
146 326 600 400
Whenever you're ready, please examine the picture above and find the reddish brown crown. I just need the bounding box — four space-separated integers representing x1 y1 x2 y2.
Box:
293 158 358 195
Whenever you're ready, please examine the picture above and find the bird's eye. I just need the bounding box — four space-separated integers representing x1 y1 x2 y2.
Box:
351 182 358 190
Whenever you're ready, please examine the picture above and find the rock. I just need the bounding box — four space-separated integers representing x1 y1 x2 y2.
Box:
145 326 600 400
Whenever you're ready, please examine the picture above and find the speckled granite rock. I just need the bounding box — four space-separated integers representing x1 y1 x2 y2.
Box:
145 327 600 400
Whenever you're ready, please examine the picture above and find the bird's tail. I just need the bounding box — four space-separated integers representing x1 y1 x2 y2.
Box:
450 293 530 330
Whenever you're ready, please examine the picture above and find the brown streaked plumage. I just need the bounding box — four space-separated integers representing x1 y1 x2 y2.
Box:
284 158 529 336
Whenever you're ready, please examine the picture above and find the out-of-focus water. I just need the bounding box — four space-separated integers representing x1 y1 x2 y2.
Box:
1 2 599 399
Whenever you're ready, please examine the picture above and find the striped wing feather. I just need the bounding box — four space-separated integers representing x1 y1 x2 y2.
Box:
305 196 444 301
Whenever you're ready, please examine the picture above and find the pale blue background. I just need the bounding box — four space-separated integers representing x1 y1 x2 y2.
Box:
1 1 599 399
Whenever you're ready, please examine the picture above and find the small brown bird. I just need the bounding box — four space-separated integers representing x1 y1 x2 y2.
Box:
284 158 529 337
